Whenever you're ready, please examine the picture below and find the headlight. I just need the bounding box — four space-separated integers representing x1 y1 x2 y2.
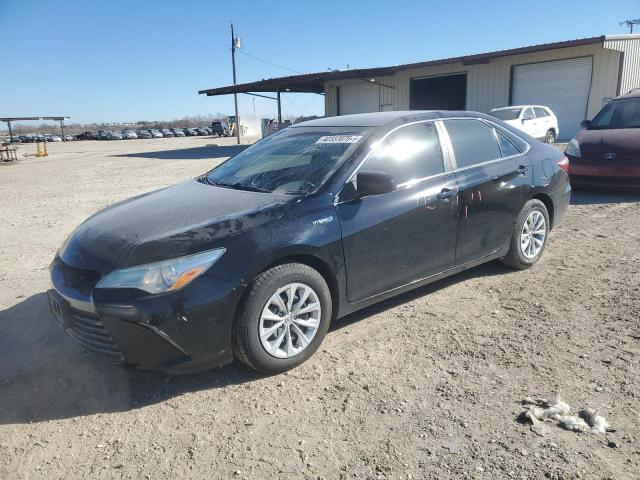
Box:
565 138 581 158
96 248 225 294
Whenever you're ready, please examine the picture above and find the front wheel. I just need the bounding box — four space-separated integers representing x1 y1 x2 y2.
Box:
501 199 550 269
233 263 332 374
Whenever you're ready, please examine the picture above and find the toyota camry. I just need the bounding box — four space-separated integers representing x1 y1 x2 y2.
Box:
49 111 570 374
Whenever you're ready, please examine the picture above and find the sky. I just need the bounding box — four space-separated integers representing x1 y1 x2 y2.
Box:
1 0 639 125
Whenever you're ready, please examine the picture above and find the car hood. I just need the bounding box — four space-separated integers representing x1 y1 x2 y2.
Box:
60 179 294 272
576 128 640 154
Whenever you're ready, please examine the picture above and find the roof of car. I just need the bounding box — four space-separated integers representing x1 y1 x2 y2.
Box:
616 89 640 99
292 110 488 128
491 105 550 110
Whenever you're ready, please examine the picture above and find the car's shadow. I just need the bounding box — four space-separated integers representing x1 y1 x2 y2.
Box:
112 144 249 161
570 189 640 205
0 261 509 425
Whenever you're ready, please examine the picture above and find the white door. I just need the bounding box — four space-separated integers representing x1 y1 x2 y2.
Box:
339 83 379 115
520 107 539 137
512 57 592 139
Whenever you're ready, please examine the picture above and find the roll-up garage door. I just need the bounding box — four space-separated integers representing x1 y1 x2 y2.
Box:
511 57 592 139
339 83 379 115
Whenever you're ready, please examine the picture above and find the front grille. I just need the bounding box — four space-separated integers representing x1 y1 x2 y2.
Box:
581 151 634 162
59 261 101 295
65 308 125 363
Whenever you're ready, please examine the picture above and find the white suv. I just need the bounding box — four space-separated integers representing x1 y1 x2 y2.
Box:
489 105 559 144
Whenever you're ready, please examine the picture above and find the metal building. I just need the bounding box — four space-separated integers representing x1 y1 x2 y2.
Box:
199 35 640 140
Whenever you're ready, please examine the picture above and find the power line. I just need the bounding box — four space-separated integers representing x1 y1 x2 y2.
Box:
236 49 304 75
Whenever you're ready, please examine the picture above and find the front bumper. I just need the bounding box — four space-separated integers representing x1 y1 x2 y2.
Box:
568 155 640 190
49 258 245 373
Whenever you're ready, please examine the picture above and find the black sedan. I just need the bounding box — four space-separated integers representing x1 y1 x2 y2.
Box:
48 111 570 374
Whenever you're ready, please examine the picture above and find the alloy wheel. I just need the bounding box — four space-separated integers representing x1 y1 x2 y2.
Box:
259 283 321 358
520 210 546 259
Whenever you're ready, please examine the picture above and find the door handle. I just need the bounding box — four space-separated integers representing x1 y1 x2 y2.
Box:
517 164 529 175
437 187 458 199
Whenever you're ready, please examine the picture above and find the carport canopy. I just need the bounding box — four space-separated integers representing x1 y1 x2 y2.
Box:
1 116 70 142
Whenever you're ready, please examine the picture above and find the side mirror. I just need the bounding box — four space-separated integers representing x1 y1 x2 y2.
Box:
355 171 396 198
580 120 591 128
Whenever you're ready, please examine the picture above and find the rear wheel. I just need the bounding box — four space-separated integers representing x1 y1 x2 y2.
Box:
501 199 550 269
233 263 332 374
545 129 556 144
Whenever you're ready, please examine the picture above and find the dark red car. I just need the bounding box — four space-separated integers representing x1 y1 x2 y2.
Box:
566 91 640 190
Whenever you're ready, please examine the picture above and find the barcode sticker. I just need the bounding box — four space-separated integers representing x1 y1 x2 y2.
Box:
315 135 362 144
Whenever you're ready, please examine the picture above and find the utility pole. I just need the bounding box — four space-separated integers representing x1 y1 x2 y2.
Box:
230 22 241 144
620 19 640 33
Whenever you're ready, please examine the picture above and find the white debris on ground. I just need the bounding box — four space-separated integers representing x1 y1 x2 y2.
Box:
521 397 614 435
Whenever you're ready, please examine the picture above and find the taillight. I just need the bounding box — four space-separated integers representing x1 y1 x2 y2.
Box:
557 156 569 173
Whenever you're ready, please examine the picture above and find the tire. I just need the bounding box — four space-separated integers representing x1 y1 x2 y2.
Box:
545 129 556 144
233 263 332 374
501 199 550 270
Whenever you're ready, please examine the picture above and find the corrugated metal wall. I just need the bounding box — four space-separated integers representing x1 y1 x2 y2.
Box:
325 43 621 121
604 37 640 95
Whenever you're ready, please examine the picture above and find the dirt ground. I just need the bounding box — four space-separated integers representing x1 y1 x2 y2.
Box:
1 137 639 480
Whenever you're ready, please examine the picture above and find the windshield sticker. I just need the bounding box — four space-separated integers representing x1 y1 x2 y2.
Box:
315 135 362 144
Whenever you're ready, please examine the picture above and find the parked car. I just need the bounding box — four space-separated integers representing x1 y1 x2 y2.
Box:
136 129 152 139
77 131 93 140
184 128 198 136
172 128 186 137
122 130 138 140
98 131 109 140
150 129 163 138
566 91 640 190
196 128 208 136
161 128 174 138
48 134 63 142
211 120 230 137
65 135 76 141
489 105 559 144
106 131 123 140
48 111 570 374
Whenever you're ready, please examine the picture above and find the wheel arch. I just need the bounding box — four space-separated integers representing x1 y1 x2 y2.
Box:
532 192 555 228
239 249 342 323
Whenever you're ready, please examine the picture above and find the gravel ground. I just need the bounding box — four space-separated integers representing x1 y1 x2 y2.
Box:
1 137 639 480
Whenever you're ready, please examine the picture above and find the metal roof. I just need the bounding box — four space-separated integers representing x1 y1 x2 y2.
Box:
199 35 618 97
0 116 69 121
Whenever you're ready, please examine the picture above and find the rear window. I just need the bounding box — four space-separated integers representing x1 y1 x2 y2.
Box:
591 98 640 129
444 119 502 168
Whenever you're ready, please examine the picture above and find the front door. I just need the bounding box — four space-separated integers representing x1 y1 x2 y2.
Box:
336 121 459 302
441 118 532 264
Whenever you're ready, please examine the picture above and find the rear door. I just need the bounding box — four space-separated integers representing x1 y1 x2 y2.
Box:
336 121 459 302
534 107 552 138
441 118 532 264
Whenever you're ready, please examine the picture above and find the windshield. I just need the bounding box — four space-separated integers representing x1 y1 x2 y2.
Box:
590 98 640 129
206 126 370 195
489 108 522 121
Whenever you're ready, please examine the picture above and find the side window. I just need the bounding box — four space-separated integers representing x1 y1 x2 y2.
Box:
444 119 502 169
496 131 521 157
361 122 444 186
534 107 548 118
522 108 535 120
